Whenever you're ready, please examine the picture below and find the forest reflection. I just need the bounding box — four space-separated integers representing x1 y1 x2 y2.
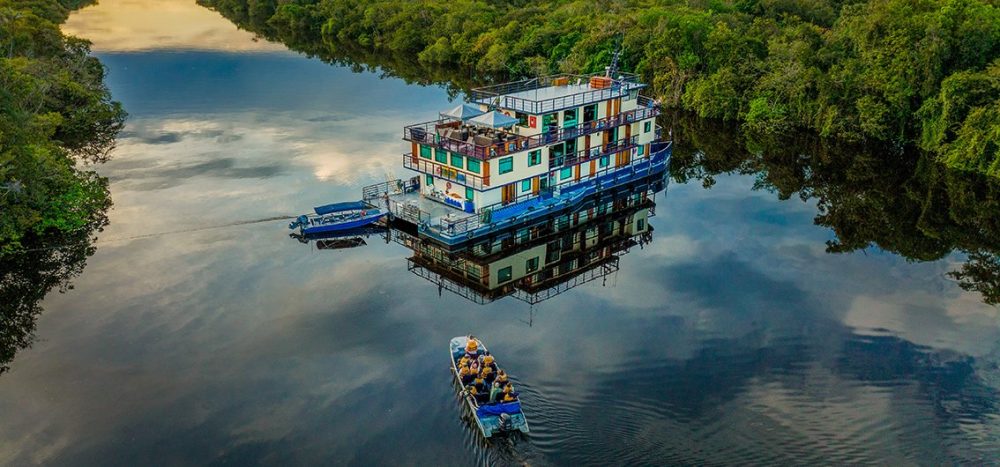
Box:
0 212 109 374
667 112 1000 305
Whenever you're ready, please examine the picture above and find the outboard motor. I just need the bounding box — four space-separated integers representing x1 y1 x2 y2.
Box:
498 413 513 432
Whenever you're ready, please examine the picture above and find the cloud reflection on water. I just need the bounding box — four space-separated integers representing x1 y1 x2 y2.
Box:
2 0 999 462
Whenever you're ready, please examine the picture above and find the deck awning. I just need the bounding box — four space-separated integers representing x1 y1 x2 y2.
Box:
440 104 484 121
314 201 368 215
467 110 518 129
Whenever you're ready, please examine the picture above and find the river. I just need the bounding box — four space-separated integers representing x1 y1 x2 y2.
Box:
2 0 999 464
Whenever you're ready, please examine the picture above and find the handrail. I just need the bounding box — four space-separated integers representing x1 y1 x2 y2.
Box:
551 136 640 169
469 72 641 100
402 154 486 189
404 101 659 161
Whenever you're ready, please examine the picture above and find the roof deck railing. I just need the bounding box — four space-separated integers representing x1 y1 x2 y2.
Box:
469 72 646 115
470 72 641 101
404 98 659 161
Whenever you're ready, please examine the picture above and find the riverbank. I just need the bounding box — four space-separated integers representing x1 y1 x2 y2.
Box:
0 0 125 253
0 0 125 372
200 0 1000 178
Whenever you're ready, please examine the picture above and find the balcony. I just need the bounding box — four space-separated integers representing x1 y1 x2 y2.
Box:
404 97 659 161
469 72 647 114
550 135 640 169
402 153 486 189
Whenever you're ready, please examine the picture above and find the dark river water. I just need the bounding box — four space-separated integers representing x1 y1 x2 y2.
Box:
3 1 1000 465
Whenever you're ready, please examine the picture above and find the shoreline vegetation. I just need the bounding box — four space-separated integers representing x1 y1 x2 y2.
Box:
0 0 123 373
200 0 1000 178
0 0 125 253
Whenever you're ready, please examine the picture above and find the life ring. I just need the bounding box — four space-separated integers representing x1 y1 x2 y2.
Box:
446 181 452 190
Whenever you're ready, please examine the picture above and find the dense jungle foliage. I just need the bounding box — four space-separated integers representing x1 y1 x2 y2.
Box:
201 0 1000 177
0 0 124 253
1 0 120 372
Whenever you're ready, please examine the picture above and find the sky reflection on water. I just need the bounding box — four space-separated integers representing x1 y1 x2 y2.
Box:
1 1 999 464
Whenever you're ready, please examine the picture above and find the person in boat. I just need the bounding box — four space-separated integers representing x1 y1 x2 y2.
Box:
481 365 495 385
466 384 489 405
495 369 509 387
459 354 471 368
459 364 475 386
472 371 487 393
501 383 519 403
464 338 481 359
488 381 503 404
481 354 497 372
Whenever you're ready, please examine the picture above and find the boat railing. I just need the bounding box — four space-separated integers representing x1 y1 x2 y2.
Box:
402 154 486 189
469 72 641 101
468 154 657 224
551 135 640 169
361 178 418 202
403 103 659 161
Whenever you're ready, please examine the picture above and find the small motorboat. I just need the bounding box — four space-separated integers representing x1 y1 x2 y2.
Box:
289 201 386 236
450 336 530 437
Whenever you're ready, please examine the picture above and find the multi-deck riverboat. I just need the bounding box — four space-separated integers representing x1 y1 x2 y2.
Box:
362 68 671 247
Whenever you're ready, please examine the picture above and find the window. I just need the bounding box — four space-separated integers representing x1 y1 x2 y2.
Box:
451 153 464 169
637 218 646 231
466 187 474 200
549 143 565 167
420 145 432 159
599 155 610 168
638 144 644 156
526 257 539 273
499 157 513 174
521 179 532 192
583 104 597 123
644 121 652 133
560 167 572 181
528 150 542 167
498 266 513 283
565 138 576 157
435 148 448 164
515 111 529 127
545 243 560 263
466 158 480 174
425 174 433 185
563 108 578 128
543 113 558 131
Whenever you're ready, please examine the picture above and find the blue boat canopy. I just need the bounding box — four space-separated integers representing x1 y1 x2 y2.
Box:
475 401 522 418
314 201 368 215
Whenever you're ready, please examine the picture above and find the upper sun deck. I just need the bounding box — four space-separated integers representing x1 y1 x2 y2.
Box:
470 72 647 115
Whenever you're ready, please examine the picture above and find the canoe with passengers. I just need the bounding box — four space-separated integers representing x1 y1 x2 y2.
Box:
450 336 529 437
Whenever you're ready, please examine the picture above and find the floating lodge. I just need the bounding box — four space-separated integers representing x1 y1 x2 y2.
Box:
363 70 672 248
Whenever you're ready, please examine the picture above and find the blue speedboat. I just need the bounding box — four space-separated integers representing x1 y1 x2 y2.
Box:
450 336 530 437
289 201 386 236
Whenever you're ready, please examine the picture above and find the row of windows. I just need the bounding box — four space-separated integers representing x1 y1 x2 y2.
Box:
508 143 647 191
419 145 482 174
498 149 544 176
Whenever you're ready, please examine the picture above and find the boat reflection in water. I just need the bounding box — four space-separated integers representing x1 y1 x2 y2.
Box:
290 226 387 251
294 172 667 305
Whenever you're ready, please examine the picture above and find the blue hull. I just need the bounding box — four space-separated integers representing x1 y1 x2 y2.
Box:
302 212 387 236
